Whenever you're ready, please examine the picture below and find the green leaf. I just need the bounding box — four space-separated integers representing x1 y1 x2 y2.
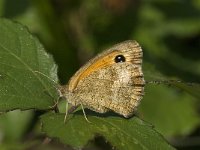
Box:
142 64 200 137
0 110 33 142
41 113 175 150
0 18 59 111
139 85 200 137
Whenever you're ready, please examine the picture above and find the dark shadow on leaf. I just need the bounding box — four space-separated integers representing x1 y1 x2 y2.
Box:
73 108 135 120
93 136 114 150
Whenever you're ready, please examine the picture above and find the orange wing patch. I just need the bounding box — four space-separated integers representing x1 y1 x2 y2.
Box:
68 51 120 92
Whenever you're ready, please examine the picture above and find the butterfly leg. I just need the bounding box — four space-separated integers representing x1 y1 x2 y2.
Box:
64 103 80 123
64 101 69 123
80 103 91 123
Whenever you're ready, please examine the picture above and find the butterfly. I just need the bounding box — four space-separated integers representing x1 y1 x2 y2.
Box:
60 40 145 119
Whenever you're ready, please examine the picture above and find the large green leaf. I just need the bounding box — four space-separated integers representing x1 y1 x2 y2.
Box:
0 19 59 111
41 113 175 150
139 85 200 137
140 63 200 137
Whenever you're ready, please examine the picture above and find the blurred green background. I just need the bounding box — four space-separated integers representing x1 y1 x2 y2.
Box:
0 0 200 149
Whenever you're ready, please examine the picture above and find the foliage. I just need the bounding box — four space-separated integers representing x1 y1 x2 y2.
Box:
0 0 200 149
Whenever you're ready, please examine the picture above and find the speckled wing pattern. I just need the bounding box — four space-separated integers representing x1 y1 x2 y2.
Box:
62 40 145 118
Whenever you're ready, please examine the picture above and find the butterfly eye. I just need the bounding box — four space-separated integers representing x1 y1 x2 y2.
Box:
114 55 126 63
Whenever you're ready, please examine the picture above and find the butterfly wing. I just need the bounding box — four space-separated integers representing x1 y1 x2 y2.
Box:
64 40 145 117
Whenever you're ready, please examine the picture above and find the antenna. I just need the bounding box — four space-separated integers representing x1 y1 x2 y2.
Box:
34 70 58 84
